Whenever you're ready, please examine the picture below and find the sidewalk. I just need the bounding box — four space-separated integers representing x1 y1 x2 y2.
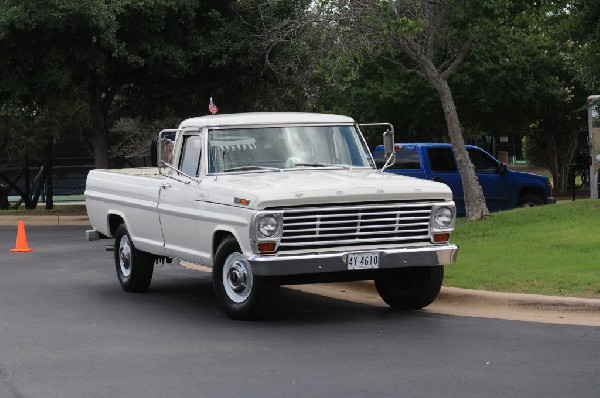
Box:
0 213 90 227
287 280 600 327
0 201 87 227
4 213 600 325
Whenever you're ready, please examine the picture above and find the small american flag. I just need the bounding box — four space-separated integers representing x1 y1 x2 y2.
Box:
208 97 219 115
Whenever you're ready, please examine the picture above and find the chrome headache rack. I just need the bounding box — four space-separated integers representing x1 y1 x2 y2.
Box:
272 200 440 253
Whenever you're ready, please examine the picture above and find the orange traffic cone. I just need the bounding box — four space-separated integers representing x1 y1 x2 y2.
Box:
10 219 33 252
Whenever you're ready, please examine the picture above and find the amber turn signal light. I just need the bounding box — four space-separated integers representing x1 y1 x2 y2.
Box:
433 233 450 243
257 242 277 253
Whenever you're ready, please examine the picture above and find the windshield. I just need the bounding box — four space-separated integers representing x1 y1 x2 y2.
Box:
208 126 374 173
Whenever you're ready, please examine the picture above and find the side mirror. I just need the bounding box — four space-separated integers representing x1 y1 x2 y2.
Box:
151 138 174 168
159 138 174 168
156 129 179 176
383 129 395 159
498 163 508 175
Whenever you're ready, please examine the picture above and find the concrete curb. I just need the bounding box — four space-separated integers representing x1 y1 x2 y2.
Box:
4 215 600 315
290 281 600 325
341 281 600 313
438 286 600 313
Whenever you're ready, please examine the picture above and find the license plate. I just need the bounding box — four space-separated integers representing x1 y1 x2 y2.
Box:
347 252 379 270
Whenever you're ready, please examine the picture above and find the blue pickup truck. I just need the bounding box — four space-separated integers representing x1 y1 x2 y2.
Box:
372 143 555 215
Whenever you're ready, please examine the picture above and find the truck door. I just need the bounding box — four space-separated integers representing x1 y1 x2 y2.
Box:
466 147 511 211
158 134 209 263
426 147 511 214
426 147 465 212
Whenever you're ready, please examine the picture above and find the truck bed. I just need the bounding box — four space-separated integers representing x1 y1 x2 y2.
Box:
84 168 166 255
102 167 164 178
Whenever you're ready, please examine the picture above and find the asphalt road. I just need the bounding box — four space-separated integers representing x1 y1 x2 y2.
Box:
1 226 599 398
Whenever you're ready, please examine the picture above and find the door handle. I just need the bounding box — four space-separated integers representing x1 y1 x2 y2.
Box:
195 190 208 201
160 182 172 189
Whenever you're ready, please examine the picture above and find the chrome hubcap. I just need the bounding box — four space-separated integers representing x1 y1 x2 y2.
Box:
119 235 132 278
223 253 253 303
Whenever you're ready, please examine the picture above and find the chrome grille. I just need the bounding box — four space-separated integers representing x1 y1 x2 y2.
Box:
274 201 434 252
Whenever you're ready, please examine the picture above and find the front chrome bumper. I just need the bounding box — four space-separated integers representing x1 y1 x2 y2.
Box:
248 244 459 276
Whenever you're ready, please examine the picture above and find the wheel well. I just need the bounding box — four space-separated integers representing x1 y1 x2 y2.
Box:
213 231 234 257
108 214 125 237
518 187 544 202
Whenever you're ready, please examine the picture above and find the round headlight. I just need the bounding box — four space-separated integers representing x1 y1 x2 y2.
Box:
258 215 279 237
434 207 453 229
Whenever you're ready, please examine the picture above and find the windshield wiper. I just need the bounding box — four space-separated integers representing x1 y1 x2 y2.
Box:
223 166 282 173
293 162 351 169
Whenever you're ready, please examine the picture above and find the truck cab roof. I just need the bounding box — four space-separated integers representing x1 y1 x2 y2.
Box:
179 112 356 129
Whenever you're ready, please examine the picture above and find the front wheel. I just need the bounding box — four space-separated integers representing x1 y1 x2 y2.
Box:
114 224 155 292
212 237 279 320
518 193 544 207
374 266 444 310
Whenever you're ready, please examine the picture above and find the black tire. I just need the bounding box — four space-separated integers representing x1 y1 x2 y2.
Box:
518 193 544 207
114 223 154 292
374 266 444 310
212 236 278 320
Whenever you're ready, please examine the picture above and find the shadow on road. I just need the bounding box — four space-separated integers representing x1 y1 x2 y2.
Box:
90 269 430 326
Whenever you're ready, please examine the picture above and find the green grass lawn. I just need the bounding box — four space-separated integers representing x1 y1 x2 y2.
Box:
2 203 87 215
445 199 600 298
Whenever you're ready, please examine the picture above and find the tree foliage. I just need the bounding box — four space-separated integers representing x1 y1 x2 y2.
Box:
0 0 254 168
251 0 495 219
502 0 588 192
568 0 600 91
250 0 594 196
1 0 599 210
0 99 87 209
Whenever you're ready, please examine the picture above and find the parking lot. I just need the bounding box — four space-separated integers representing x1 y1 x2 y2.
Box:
0 226 599 398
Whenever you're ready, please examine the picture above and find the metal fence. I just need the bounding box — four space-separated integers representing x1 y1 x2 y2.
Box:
1 156 152 199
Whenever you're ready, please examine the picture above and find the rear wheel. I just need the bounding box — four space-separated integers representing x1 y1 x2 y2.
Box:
213 236 279 320
114 224 154 292
374 266 444 310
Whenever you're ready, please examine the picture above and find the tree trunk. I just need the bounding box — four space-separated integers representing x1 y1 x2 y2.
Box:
433 78 489 220
547 129 578 194
45 136 54 210
30 165 45 208
0 183 9 209
23 155 35 210
92 124 109 169
31 136 55 209
0 170 25 209
547 136 562 193
89 71 110 169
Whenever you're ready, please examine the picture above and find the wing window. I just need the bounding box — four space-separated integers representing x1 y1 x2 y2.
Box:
468 148 499 173
179 135 202 177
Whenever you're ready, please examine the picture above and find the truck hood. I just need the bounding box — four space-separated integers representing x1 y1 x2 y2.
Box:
508 168 550 183
199 169 453 209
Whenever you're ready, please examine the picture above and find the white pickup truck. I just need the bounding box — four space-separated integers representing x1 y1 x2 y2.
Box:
85 112 458 320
